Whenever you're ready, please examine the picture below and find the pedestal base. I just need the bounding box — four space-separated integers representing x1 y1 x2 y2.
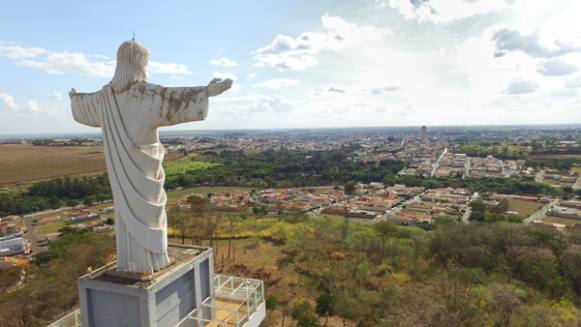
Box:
78 245 214 327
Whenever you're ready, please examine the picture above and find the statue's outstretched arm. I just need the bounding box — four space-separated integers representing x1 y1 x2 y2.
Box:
70 88 102 128
206 78 233 97
155 79 233 127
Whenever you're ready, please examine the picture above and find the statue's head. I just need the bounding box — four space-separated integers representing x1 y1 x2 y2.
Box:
110 40 150 92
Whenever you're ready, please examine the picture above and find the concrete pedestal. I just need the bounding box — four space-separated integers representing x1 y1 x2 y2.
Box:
78 245 214 327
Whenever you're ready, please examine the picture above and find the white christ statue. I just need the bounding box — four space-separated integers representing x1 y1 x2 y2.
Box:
70 40 232 273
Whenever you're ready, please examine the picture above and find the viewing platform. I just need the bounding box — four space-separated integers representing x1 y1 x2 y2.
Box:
48 245 265 327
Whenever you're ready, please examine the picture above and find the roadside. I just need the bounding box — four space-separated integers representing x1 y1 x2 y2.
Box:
524 198 559 224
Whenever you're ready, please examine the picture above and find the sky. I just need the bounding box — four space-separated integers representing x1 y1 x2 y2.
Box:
0 0 581 135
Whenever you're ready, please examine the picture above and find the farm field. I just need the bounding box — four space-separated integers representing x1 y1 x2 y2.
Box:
0 144 106 186
506 198 544 217
0 144 187 187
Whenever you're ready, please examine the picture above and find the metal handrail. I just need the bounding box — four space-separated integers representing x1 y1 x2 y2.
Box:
50 274 264 327
47 309 81 327
178 274 265 327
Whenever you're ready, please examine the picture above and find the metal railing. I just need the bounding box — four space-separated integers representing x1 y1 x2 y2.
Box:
49 274 264 327
178 274 265 327
47 309 81 327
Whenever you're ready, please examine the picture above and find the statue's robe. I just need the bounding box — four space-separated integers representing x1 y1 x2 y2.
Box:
71 82 208 273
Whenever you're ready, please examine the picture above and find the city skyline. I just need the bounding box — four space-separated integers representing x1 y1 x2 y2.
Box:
1 0 581 134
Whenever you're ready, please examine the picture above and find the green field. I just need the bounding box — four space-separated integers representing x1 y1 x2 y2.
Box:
542 179 575 188
458 143 529 158
36 221 67 234
164 155 218 176
506 198 544 217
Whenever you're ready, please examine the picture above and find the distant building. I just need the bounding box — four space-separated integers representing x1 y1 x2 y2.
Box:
0 234 28 257
421 126 427 138
1 138 26 144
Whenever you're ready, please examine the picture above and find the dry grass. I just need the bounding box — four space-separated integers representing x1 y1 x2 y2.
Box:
167 186 251 206
542 216 580 227
0 144 106 185
0 144 187 187
36 221 67 234
507 198 544 217
542 179 574 188
570 166 581 175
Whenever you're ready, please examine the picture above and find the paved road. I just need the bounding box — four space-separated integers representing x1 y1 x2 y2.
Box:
535 170 544 184
462 192 479 223
22 216 42 255
21 203 101 255
385 190 426 218
500 161 509 178
524 199 559 224
573 175 581 190
430 148 448 177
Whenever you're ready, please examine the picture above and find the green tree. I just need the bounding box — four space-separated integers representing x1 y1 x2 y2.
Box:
344 182 356 195
291 299 321 327
373 220 396 257
315 292 336 326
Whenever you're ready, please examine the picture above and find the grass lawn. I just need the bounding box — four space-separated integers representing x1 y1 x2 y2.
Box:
36 221 67 234
90 203 114 212
507 198 544 217
532 154 581 160
570 166 581 175
164 155 218 176
542 215 580 226
542 179 574 188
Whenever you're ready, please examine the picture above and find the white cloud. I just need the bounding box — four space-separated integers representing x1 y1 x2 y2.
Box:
212 71 237 80
565 76 581 88
215 94 294 114
209 57 238 67
492 28 581 58
253 15 391 71
27 100 41 112
0 42 46 59
18 52 114 77
0 93 18 110
366 86 402 94
1 41 192 78
0 94 55 113
536 59 578 76
50 91 63 100
148 61 192 75
505 80 538 94
253 78 299 90
385 0 512 24
327 87 345 94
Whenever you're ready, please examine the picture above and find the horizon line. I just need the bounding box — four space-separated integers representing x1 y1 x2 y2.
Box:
2 122 581 139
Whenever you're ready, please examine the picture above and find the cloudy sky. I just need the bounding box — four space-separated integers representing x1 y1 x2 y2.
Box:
1 0 580 135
